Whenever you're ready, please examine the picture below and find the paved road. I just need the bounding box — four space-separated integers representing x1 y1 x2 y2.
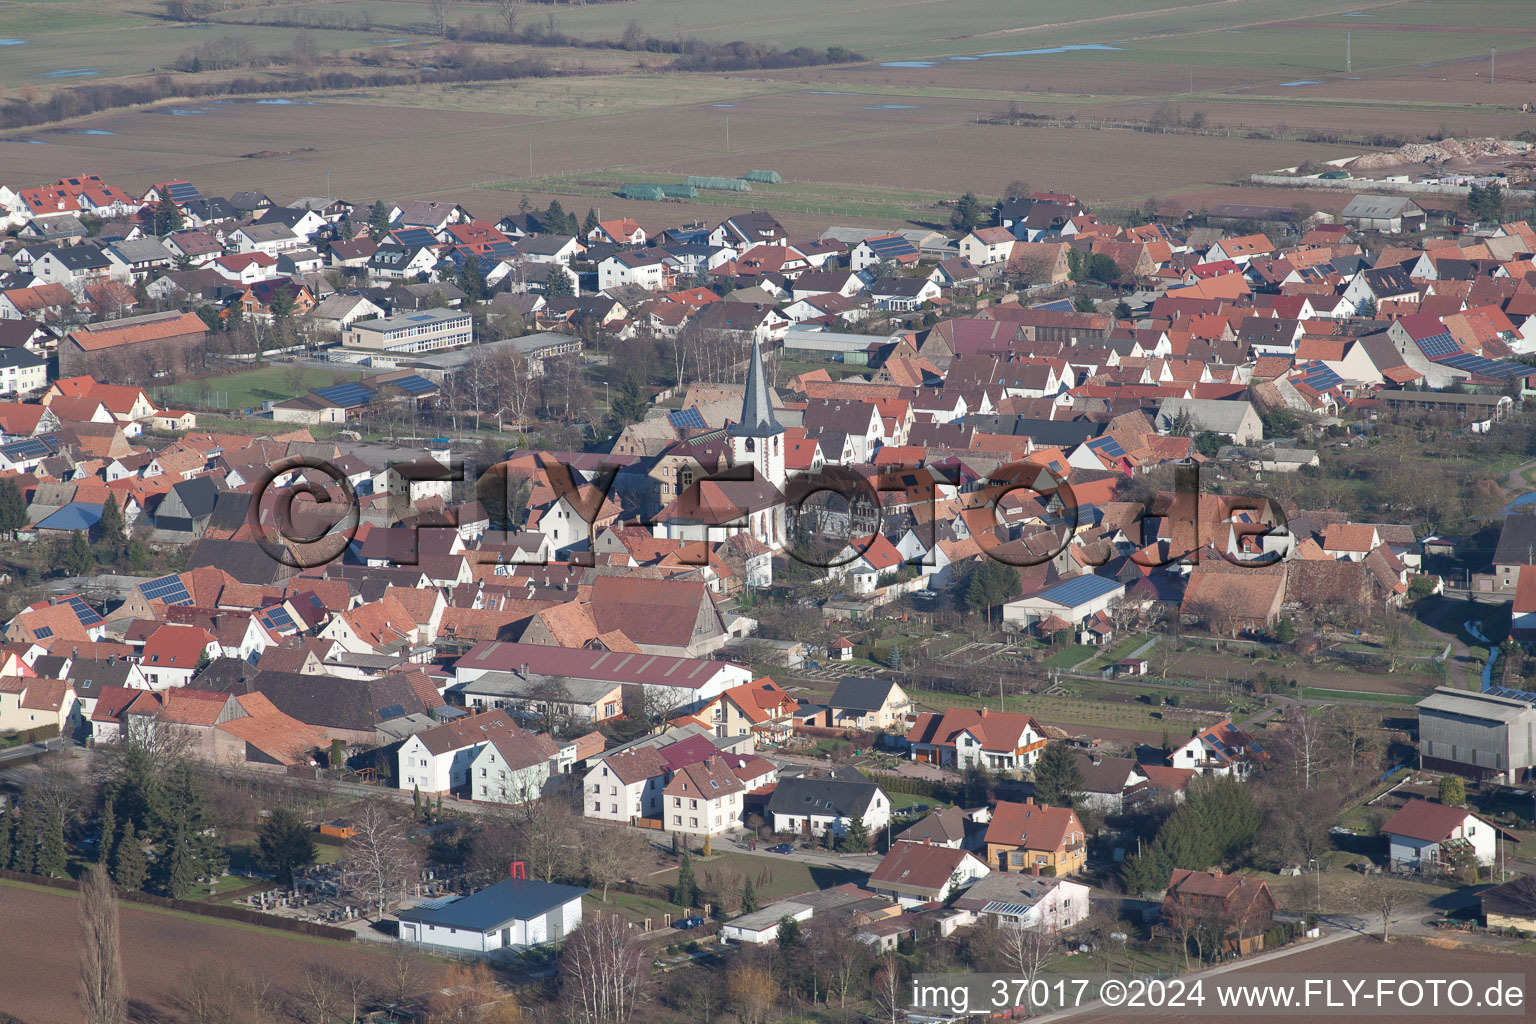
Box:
1031 890 1472 1023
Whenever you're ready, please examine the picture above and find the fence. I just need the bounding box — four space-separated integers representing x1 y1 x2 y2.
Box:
0 867 356 941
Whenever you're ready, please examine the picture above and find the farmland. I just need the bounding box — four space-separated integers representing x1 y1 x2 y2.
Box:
5 0 1536 226
0 879 389 1024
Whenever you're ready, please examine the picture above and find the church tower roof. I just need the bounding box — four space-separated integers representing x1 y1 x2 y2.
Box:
730 338 782 439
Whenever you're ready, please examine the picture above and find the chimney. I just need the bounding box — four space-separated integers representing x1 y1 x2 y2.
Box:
979 708 989 718
509 860 526 879
1025 796 1034 806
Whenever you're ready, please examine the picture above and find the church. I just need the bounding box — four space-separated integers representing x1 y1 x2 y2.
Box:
651 339 789 553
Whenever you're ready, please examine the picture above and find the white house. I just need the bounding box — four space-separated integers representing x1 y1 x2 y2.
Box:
598 251 668 292
867 842 990 908
721 900 814 944
765 775 890 838
582 746 668 825
663 755 746 838
1382 798 1498 869
396 709 519 796
952 873 1092 931
468 726 562 804
396 872 586 953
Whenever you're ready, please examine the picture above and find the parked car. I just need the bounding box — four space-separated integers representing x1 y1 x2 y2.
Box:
768 843 794 854
675 916 704 930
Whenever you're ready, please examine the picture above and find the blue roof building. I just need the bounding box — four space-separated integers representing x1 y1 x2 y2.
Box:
1002 573 1125 629
396 875 587 954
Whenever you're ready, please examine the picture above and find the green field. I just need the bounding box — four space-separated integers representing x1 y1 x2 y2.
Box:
153 365 363 412
655 852 864 903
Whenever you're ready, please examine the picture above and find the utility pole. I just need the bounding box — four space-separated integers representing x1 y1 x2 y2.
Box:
1491 47 1496 85
1346 32 1351 73
725 115 730 152
528 139 534 179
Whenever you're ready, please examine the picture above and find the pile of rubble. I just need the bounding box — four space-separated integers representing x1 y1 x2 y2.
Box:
1351 137 1531 170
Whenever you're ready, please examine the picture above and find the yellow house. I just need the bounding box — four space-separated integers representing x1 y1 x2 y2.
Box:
0 677 78 735
695 678 797 745
984 798 1086 876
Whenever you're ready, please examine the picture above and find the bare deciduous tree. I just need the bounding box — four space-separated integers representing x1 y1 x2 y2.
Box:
870 949 905 1024
561 911 649 1024
581 822 648 902
428 0 451 36
345 801 419 920
496 0 518 34
1281 707 1333 792
78 863 126 1024
726 961 779 1024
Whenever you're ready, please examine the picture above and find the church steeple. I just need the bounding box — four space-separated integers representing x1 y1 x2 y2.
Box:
728 338 785 491
731 337 781 439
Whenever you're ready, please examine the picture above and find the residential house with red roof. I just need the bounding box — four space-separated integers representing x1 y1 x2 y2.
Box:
984 798 1086 875
0 677 77 734
695 678 798 745
906 707 1047 771
1382 798 1501 869
1161 869 1276 954
663 755 747 837
139 624 219 688
868 841 990 907
1169 718 1267 778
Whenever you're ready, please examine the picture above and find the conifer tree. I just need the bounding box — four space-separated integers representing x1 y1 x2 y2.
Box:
111 821 147 891
674 851 698 909
37 810 67 878
97 799 116 865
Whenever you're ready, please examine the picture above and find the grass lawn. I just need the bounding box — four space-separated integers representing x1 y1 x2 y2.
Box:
1296 688 1421 706
584 890 678 924
656 853 865 903
153 365 363 413
1043 644 1097 669
888 791 943 811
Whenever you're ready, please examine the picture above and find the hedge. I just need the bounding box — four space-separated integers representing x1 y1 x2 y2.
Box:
0 868 354 941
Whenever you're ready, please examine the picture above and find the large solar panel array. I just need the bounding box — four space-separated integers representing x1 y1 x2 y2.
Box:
64 595 104 627
1030 298 1077 313
1436 353 1530 379
314 382 377 408
1038 573 1122 607
866 236 917 258
2 437 53 461
140 573 193 606
1486 685 1536 704
668 407 708 431
1413 330 1461 360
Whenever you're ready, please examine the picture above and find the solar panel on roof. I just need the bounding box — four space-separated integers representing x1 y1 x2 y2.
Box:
668 407 707 431
377 704 405 720
1039 573 1122 607
3 437 51 460
1415 331 1461 360
1087 436 1126 458
313 383 376 408
392 375 437 395
140 573 193 606
1299 363 1344 392
1437 352 1528 378
389 227 437 247
33 626 53 639
167 182 202 204
64 595 104 627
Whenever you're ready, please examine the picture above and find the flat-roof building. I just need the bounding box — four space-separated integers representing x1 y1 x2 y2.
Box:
341 308 473 356
1417 687 1536 783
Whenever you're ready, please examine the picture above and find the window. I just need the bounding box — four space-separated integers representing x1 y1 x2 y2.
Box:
592 802 600 811
610 804 617 814
674 815 682 824
674 797 681 807
689 818 698 828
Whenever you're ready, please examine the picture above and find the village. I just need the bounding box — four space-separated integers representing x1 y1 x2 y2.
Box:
1 161 1536 1023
